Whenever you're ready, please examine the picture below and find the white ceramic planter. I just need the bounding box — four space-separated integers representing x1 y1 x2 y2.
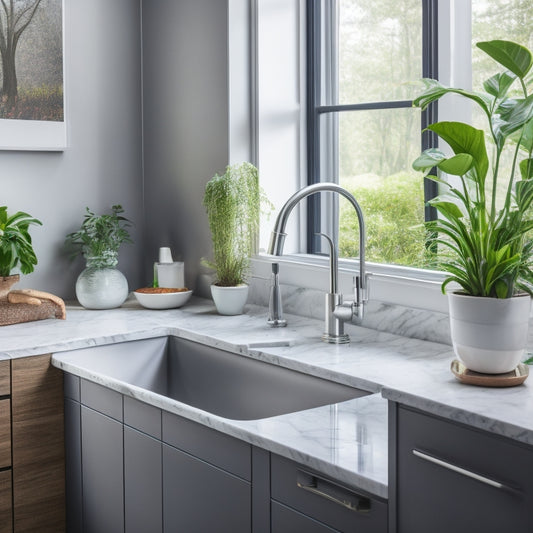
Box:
448 292 531 374
211 284 249 316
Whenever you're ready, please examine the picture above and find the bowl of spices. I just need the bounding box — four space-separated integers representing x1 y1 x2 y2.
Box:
133 287 192 309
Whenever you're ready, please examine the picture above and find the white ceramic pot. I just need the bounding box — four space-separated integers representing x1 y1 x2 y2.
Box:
211 284 249 316
448 292 531 374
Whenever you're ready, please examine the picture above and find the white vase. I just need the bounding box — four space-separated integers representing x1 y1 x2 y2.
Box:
448 292 531 374
211 284 249 316
76 253 129 310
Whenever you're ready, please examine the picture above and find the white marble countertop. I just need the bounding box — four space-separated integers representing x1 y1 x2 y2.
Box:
3 296 533 500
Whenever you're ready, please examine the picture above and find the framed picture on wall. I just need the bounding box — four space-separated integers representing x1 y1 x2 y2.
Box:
0 0 65 151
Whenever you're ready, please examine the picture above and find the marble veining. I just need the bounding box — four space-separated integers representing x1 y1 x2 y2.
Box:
3 295 533 500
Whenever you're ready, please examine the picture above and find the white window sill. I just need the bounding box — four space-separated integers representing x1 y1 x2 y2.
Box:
252 254 449 314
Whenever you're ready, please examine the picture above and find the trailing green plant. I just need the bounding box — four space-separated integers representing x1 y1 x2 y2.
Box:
65 205 133 268
413 39 533 298
0 206 42 277
203 162 272 286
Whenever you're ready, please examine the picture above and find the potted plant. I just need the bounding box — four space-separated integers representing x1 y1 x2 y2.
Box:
203 162 270 315
413 39 533 374
65 204 133 309
0 206 42 297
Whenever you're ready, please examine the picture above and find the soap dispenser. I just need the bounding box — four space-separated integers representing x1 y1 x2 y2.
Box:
267 262 287 327
155 247 185 288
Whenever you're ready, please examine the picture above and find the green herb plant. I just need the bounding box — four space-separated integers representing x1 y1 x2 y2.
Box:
203 162 272 287
66 205 133 268
0 206 42 277
413 40 533 298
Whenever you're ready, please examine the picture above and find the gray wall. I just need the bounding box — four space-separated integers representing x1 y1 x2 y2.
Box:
141 0 230 295
1 0 143 298
2 0 249 299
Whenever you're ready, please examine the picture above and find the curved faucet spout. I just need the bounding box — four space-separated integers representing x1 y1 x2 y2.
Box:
268 182 368 343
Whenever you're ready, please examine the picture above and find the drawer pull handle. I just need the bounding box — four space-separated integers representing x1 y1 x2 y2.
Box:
296 470 371 513
413 449 506 490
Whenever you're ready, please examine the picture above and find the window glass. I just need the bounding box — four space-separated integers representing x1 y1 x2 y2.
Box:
471 0 533 208
336 108 428 267
337 0 422 104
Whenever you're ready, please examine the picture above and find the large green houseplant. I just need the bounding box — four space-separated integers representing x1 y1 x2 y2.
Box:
0 206 42 297
203 162 268 315
413 39 533 374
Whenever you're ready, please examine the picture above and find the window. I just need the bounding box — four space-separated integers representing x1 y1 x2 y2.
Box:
306 0 533 270
307 0 437 268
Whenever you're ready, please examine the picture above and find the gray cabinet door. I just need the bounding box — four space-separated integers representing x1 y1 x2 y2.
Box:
64 398 82 533
124 426 162 533
162 443 251 533
81 406 124 533
272 501 339 532
396 405 533 533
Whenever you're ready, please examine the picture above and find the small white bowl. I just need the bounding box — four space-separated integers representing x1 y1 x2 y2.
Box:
133 289 192 310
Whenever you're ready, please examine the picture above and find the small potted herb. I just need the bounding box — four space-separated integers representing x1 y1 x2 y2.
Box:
203 162 271 315
66 205 133 309
0 206 42 298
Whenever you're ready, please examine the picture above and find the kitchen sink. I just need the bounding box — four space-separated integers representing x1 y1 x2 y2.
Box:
55 336 370 420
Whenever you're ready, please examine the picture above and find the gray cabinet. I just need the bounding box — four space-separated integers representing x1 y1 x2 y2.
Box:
81 405 124 533
391 403 533 533
163 443 251 532
124 426 162 533
63 372 388 533
271 455 388 533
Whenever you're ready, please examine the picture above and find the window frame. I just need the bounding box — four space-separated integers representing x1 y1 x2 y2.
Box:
305 0 439 256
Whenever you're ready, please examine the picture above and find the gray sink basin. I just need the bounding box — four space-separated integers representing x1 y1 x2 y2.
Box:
56 336 370 420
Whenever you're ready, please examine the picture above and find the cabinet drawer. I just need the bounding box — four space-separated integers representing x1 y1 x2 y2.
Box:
0 360 9 396
162 411 251 481
271 455 387 533
0 399 11 468
0 469 12 533
272 501 339 532
397 406 533 533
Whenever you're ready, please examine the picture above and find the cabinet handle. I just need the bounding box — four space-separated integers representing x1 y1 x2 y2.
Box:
296 469 371 513
412 449 510 490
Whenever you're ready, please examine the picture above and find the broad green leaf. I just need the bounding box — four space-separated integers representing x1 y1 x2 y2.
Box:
437 153 474 176
413 79 491 118
428 122 489 182
498 94 533 138
428 200 464 220
483 71 517 99
477 40 533 79
519 160 533 180
412 148 447 172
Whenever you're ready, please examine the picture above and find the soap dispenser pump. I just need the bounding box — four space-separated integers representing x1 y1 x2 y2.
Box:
155 247 184 288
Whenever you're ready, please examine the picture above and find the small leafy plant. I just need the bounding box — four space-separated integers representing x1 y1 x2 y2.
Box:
66 205 133 267
0 206 42 277
413 40 533 298
203 162 271 286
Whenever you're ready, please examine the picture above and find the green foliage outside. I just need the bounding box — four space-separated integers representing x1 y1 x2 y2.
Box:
0 86 63 121
339 172 430 267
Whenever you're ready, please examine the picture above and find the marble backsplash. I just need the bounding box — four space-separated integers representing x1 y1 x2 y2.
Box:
248 276 453 345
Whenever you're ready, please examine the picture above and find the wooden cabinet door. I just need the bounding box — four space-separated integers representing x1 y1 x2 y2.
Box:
0 470 12 533
11 354 65 533
0 399 10 469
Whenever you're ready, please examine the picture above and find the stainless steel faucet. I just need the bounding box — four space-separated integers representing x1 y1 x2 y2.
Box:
267 182 367 344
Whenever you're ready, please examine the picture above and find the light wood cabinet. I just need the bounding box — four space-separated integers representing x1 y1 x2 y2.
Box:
10 354 65 533
0 360 11 533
